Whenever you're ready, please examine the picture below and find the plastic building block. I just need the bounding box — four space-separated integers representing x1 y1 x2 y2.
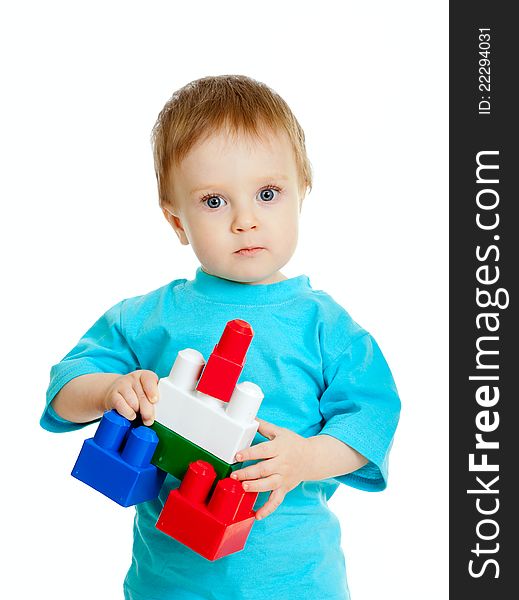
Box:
156 460 258 561
72 410 167 507
196 319 254 402
154 344 264 463
150 420 243 481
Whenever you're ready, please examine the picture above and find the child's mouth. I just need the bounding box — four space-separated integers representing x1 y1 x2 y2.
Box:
235 247 265 257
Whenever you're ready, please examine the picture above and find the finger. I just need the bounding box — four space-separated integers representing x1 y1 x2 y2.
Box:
231 457 276 481
234 439 276 463
241 473 282 493
255 418 281 440
254 488 285 520
117 379 139 413
140 371 159 403
111 392 137 421
133 381 155 426
118 381 139 412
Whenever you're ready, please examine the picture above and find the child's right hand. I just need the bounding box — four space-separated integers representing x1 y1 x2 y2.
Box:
103 370 159 426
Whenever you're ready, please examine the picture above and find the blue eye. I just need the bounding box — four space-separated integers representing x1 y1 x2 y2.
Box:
202 195 227 209
258 187 279 202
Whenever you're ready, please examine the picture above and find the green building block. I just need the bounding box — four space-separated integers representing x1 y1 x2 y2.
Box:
150 421 242 481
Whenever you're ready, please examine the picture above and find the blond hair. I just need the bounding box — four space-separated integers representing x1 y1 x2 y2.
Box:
151 74 312 208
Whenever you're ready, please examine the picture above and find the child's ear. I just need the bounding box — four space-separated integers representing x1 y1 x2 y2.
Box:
161 204 190 246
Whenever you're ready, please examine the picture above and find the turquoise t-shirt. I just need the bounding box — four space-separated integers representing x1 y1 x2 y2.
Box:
41 267 401 600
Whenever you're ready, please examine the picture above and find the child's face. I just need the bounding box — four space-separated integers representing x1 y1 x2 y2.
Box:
163 126 304 285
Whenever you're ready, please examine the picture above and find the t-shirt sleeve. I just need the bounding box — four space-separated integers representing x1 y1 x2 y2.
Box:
40 300 139 433
317 332 401 492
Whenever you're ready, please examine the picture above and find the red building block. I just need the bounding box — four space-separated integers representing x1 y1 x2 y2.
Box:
196 319 254 403
156 459 258 561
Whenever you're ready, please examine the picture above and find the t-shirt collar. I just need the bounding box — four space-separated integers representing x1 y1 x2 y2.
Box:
187 266 311 305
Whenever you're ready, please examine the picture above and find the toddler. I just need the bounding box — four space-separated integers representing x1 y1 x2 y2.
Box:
41 74 401 600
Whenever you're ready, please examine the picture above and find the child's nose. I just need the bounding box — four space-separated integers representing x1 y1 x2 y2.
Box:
231 207 258 233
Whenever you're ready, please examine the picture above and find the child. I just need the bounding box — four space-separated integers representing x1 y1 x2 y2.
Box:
41 74 401 600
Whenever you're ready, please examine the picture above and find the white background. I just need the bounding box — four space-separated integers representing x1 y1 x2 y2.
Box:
1 1 448 598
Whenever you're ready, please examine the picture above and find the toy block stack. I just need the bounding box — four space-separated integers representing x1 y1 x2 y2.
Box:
71 319 264 560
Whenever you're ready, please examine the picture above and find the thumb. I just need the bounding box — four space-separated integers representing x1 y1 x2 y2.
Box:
255 417 281 440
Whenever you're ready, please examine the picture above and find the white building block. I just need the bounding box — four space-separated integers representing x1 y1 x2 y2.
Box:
155 348 264 463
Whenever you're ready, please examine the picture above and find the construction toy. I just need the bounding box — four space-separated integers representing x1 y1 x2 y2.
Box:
149 420 241 481
196 318 253 402
156 459 258 561
154 346 264 463
71 409 167 507
72 318 264 559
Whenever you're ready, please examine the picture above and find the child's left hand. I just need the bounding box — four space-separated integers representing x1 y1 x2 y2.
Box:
230 417 309 520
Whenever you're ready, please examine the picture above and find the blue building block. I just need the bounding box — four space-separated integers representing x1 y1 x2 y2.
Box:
71 410 167 507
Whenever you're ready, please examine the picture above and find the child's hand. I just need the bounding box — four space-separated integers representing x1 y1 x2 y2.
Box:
103 370 159 426
230 418 309 521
